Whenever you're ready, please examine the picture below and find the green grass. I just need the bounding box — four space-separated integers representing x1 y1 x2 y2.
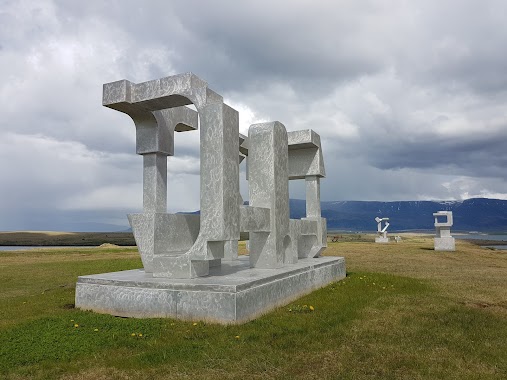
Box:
1 239 507 379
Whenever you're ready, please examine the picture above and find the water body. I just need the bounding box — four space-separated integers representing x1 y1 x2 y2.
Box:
455 234 507 242
484 245 507 250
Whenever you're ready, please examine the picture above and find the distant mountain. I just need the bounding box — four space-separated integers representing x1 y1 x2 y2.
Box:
288 198 507 232
78 197 506 233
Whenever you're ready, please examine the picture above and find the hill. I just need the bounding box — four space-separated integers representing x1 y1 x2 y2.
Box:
288 198 507 232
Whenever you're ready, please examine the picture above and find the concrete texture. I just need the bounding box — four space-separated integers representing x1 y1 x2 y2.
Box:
248 122 290 269
75 72 345 323
375 217 390 243
434 211 455 251
287 129 327 258
434 236 455 251
75 256 346 324
103 73 240 278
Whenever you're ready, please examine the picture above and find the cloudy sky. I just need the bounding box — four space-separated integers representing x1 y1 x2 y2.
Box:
1 0 507 231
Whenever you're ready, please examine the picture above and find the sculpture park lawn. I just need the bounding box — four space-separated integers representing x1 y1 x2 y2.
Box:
1 237 506 379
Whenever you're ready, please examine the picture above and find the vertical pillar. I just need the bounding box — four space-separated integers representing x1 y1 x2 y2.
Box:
248 121 289 269
143 153 167 213
223 240 239 261
305 176 321 218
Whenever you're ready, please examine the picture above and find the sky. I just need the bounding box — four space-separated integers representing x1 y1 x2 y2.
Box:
1 0 507 231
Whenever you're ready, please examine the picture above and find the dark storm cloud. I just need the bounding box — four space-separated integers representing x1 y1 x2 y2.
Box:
54 0 389 92
2 0 507 230
367 132 507 177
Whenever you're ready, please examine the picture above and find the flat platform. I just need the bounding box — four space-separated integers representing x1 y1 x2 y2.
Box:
75 256 346 324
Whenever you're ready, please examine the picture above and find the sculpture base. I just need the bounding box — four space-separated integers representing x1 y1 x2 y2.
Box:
434 237 455 251
375 237 389 243
75 256 346 324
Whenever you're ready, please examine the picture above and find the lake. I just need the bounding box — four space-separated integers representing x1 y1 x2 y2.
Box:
455 234 507 242
483 245 507 250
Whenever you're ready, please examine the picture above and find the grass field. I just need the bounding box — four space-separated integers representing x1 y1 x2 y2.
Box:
1 236 506 379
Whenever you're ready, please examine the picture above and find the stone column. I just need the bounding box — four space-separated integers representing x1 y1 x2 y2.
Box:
305 175 321 218
223 240 239 261
142 153 167 213
248 121 289 269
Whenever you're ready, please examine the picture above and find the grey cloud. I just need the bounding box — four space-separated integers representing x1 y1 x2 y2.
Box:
2 0 507 231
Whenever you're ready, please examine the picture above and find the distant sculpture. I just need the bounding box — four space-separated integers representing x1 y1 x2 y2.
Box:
375 217 390 243
75 73 345 323
433 211 455 251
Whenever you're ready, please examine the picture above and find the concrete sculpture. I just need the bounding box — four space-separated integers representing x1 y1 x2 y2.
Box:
75 73 345 323
375 217 390 243
433 211 455 251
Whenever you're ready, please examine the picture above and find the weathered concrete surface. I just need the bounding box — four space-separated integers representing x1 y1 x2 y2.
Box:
375 217 390 243
434 236 455 251
248 122 290 269
76 72 345 323
433 211 455 251
75 256 346 324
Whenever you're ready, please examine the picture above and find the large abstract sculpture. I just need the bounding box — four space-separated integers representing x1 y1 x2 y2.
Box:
75 73 345 323
375 217 390 243
433 211 455 251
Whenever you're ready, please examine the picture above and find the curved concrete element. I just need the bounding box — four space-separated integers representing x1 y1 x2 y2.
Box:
103 73 239 278
248 122 290 269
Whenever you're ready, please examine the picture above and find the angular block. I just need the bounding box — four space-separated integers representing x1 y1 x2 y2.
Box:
128 213 200 273
287 130 325 180
75 256 346 324
434 237 455 251
240 205 271 232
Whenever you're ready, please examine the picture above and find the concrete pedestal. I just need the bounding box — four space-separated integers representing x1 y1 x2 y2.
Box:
75 256 345 324
434 237 455 251
375 237 389 243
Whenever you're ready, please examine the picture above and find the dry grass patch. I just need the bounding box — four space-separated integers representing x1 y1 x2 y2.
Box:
326 235 507 313
0 247 139 265
0 231 135 246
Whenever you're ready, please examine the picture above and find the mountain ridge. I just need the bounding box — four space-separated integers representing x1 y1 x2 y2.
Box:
288 197 507 232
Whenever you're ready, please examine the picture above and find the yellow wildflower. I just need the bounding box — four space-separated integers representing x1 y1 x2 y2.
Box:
309 305 315 311
138 333 143 337
74 324 79 328
94 328 99 332
235 335 240 339
193 322 198 326
131 333 136 336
